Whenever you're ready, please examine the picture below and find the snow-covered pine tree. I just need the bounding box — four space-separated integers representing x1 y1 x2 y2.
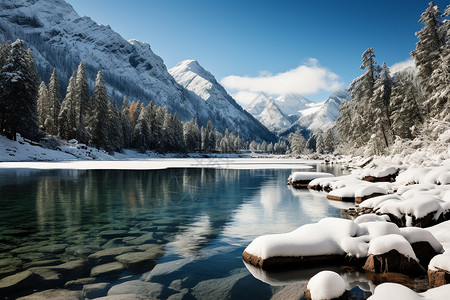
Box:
47 69 61 136
389 73 423 139
411 2 442 105
74 62 89 126
37 81 48 130
74 62 91 144
203 121 215 153
184 118 200 152
288 128 306 156
131 106 151 153
107 101 123 153
369 62 393 150
91 71 110 150
0 40 39 140
337 48 381 150
427 4 450 120
58 72 77 140
120 96 132 149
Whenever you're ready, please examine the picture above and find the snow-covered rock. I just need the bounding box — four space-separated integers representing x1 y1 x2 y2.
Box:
326 183 389 203
360 166 399 182
287 171 334 187
369 282 450 300
367 234 418 260
305 271 346 300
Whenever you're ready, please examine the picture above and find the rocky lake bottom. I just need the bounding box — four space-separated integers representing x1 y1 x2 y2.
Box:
0 164 387 299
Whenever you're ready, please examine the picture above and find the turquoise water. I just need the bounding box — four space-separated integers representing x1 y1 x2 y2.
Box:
0 164 368 299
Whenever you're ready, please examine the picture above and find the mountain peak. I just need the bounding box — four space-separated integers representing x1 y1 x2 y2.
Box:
170 59 216 84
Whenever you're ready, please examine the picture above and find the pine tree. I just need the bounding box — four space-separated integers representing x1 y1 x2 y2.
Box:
184 118 200 152
107 101 123 152
370 62 393 149
37 81 48 130
0 40 39 140
288 128 306 156
58 72 77 140
74 62 90 143
74 62 90 127
120 96 132 148
427 4 450 120
131 106 151 153
91 71 110 150
411 2 442 103
389 74 423 139
47 69 61 136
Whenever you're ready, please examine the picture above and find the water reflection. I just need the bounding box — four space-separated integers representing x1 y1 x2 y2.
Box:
0 165 353 299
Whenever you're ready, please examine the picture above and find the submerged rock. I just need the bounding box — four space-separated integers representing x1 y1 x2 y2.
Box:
115 246 164 273
16 289 83 300
83 282 110 299
107 280 164 298
0 270 40 294
91 262 125 278
88 246 137 264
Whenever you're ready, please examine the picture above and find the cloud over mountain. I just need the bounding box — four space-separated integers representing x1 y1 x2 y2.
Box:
221 58 343 105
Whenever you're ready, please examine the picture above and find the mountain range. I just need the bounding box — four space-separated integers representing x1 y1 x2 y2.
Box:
0 0 275 142
245 90 351 135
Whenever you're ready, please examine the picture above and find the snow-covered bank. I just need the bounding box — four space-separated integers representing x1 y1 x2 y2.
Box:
0 135 320 170
0 158 315 171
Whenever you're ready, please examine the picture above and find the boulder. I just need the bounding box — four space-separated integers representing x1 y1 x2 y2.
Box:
16 289 83 300
0 270 40 295
428 267 450 288
90 262 125 278
410 241 441 267
363 250 425 276
83 282 110 299
107 280 164 298
115 246 164 273
242 250 351 271
88 246 137 264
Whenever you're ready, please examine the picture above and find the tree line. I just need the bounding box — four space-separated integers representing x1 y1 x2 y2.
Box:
337 2 449 155
1 39 287 154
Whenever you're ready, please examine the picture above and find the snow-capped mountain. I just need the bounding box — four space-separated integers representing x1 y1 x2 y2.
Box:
246 88 351 136
245 93 313 133
0 0 273 142
169 60 275 141
294 89 351 132
274 94 311 119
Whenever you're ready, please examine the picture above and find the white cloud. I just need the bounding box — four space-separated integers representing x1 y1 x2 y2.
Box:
221 58 343 104
390 58 415 74
231 91 261 106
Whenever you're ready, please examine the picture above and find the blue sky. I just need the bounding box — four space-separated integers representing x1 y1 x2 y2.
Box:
66 0 448 104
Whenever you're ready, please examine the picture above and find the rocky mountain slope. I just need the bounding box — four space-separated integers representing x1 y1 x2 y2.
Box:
169 60 275 141
0 0 273 142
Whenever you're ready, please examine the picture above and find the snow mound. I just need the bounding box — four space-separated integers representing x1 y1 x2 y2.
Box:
307 271 346 300
368 282 450 300
360 186 450 223
288 171 334 183
429 253 450 272
368 234 418 261
243 218 436 261
354 214 390 224
309 175 366 191
400 227 443 253
360 166 398 179
327 182 391 200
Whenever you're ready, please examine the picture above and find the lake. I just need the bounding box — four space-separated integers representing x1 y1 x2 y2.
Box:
0 160 372 299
